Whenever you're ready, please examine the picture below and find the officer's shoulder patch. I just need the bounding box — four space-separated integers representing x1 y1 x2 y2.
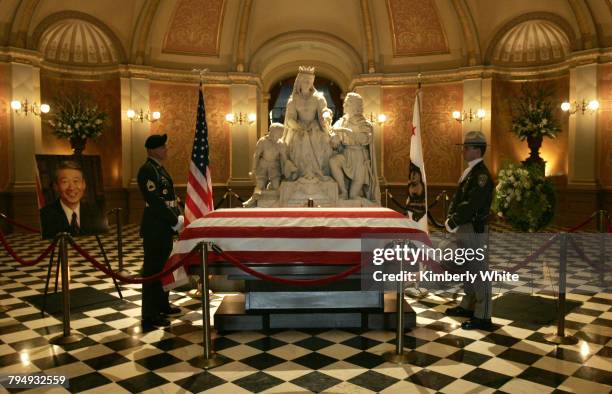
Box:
478 174 488 187
146 180 156 191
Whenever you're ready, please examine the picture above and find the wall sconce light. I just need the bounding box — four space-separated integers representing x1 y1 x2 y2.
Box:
366 112 387 125
10 99 50 117
127 108 161 123
560 99 599 115
225 112 256 125
451 108 485 123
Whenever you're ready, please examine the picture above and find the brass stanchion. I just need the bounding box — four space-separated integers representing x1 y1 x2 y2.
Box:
307 198 314 207
50 234 84 345
190 242 225 369
384 248 410 363
545 233 578 345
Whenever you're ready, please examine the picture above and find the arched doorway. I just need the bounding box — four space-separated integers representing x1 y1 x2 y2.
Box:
267 76 343 125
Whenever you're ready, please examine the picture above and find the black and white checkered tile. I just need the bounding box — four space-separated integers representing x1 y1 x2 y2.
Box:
0 225 610 393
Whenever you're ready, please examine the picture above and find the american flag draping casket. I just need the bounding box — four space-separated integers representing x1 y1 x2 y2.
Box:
162 207 428 290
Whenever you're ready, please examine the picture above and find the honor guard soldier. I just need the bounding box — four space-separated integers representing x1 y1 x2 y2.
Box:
138 134 184 331
444 131 494 330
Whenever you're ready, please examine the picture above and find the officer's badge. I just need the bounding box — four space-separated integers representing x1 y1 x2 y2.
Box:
163 189 168 195
146 180 156 191
478 174 488 187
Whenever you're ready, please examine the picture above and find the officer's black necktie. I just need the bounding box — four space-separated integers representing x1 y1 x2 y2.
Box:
70 212 80 235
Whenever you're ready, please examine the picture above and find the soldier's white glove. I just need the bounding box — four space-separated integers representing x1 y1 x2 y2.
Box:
172 215 185 232
444 218 458 233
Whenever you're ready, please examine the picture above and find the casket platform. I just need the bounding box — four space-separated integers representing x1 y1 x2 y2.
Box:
163 207 428 331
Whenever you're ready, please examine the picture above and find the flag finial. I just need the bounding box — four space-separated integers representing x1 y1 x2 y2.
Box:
192 68 209 87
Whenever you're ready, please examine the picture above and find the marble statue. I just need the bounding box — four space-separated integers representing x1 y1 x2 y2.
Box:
243 123 286 207
243 68 380 208
329 92 380 203
281 66 333 180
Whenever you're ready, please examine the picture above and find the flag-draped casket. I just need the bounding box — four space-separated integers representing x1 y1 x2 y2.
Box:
162 207 428 290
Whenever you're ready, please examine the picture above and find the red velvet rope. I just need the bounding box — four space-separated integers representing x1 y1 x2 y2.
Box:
567 236 606 272
211 245 363 286
0 213 41 234
0 230 57 266
67 237 199 284
565 212 597 233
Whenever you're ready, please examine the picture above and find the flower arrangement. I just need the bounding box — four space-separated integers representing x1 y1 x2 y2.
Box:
48 97 107 141
492 163 555 232
510 84 561 141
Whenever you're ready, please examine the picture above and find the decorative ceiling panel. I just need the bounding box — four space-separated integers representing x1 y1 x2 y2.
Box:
491 20 570 66
387 0 449 56
163 0 225 56
38 19 119 65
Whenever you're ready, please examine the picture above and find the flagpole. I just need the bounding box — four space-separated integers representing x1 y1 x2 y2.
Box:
406 72 429 300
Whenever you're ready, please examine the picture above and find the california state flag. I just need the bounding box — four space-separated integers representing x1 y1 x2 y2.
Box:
406 90 428 233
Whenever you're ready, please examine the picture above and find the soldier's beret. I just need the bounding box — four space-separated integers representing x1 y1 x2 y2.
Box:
145 134 167 149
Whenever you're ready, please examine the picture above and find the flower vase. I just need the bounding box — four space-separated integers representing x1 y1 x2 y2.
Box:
70 137 87 155
523 135 545 173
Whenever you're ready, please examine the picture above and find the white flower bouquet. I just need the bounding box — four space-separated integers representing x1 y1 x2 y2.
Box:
48 97 107 140
492 163 555 232
510 85 561 141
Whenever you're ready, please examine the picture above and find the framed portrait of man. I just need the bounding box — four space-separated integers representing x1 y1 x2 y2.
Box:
35 155 108 239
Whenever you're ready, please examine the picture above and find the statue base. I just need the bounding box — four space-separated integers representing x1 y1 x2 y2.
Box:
245 177 379 208
280 177 338 207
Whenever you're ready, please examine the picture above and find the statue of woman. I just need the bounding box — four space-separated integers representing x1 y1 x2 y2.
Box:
281 66 333 180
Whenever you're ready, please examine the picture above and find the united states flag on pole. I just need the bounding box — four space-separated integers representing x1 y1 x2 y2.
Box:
185 83 214 226
406 89 428 233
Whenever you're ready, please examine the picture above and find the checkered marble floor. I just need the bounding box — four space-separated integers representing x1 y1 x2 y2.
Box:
0 225 610 393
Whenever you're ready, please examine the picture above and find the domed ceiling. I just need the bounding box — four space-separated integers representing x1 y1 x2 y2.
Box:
38 18 120 65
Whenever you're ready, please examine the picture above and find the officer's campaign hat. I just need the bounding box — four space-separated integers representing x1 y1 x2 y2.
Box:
145 134 167 149
457 130 487 146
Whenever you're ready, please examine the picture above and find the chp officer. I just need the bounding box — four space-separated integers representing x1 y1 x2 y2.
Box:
444 131 494 330
138 134 184 330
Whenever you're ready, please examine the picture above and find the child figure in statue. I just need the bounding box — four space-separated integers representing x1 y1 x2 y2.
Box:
243 123 286 207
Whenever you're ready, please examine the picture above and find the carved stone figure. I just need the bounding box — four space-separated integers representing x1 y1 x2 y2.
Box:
243 123 286 207
329 92 380 202
281 66 333 180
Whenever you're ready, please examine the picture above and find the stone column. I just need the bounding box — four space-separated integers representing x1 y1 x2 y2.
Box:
228 84 258 187
9 62 43 189
568 64 598 187
7 62 43 226
124 78 151 187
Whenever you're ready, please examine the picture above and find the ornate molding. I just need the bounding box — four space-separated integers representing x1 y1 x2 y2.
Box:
9 0 40 48
30 11 127 63
386 0 449 57
450 0 481 66
162 0 225 56
491 20 571 67
360 0 376 73
350 47 611 88
568 0 599 49
236 0 253 72
485 12 578 65
130 0 161 64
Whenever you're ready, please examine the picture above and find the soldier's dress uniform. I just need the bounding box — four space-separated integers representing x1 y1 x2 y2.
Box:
445 131 494 330
138 135 182 327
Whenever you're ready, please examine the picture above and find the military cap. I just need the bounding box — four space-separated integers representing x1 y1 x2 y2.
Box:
145 134 167 149
457 130 487 146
